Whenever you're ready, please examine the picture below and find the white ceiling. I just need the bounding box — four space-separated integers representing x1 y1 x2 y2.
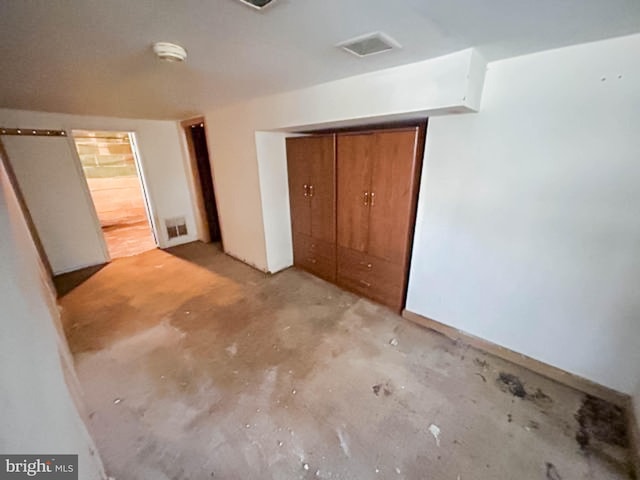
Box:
1 0 639 120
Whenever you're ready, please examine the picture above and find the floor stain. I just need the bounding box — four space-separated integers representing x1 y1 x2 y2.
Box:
575 395 629 449
546 462 562 480
474 358 489 368
372 382 393 397
497 372 526 398
496 373 553 409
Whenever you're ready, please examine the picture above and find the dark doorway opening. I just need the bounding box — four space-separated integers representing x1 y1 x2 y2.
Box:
183 119 221 243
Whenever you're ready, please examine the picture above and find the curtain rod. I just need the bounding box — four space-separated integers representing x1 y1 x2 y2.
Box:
0 127 67 137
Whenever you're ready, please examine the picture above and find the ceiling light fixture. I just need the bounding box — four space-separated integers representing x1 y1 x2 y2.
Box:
153 42 187 63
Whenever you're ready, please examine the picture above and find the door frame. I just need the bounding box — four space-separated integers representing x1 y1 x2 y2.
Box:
180 116 222 246
69 129 159 261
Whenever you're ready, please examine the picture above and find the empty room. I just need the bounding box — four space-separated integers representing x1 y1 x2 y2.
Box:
1 1 639 479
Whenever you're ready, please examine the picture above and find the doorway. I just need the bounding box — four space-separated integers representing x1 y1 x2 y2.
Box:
182 119 221 243
72 130 157 259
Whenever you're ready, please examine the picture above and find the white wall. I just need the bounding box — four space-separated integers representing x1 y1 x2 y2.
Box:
406 33 640 393
206 49 486 271
0 154 105 478
4 136 108 273
255 132 294 273
0 109 199 272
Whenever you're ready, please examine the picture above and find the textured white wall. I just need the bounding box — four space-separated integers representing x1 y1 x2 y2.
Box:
255 132 293 273
406 33 640 393
4 136 108 273
207 49 485 271
0 156 105 478
0 109 198 272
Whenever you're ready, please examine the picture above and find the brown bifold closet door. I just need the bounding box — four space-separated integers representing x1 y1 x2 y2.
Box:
336 127 421 312
286 135 336 282
287 125 424 313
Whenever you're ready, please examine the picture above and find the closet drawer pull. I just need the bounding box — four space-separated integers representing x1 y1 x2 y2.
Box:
309 258 317 264
359 279 371 287
359 261 372 268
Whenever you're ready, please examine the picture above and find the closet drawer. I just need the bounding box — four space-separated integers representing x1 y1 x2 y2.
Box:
293 233 336 283
337 246 405 311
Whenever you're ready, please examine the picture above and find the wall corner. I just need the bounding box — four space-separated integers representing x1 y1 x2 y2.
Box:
463 48 487 112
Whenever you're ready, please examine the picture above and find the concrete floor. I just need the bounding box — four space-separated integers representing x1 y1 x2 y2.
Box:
56 242 634 479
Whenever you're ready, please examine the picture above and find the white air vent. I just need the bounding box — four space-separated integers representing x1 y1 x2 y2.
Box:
236 0 277 10
338 32 401 58
166 217 187 239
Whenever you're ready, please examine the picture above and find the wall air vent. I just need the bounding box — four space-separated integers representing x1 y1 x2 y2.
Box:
337 32 401 58
236 0 277 10
166 217 188 239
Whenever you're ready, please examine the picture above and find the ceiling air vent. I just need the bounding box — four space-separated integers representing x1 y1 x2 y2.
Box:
236 0 277 10
338 32 401 58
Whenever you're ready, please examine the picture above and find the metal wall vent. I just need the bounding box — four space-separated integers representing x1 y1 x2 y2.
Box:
166 216 188 239
338 32 401 58
236 0 277 10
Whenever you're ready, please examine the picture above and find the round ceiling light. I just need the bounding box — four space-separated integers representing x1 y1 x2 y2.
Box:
152 42 187 63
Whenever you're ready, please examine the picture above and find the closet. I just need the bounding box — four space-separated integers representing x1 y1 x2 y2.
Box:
286 124 424 312
286 134 336 283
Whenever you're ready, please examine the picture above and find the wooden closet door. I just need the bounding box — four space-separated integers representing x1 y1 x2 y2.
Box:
286 137 312 238
309 135 336 244
337 133 373 252
368 128 419 264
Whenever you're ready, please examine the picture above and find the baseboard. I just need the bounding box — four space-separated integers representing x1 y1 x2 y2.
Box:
223 250 269 274
401 309 629 408
54 260 107 276
629 400 640 477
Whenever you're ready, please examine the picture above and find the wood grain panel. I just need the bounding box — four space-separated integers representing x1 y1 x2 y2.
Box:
368 128 419 264
286 137 311 237
310 135 336 244
337 246 405 311
295 232 336 283
336 133 372 252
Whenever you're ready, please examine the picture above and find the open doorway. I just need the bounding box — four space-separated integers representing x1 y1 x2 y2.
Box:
72 130 157 259
182 118 221 243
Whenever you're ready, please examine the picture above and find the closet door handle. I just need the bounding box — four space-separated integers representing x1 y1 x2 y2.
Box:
303 184 308 197
363 191 369 206
370 192 375 206
359 279 371 288
309 185 314 197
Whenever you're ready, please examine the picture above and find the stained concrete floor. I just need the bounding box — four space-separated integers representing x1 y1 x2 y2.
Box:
56 242 634 479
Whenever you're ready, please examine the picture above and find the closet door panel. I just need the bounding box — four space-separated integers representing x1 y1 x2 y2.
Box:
337 246 405 310
368 129 419 264
286 137 312 237
310 135 336 244
337 134 372 252
295 232 336 282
